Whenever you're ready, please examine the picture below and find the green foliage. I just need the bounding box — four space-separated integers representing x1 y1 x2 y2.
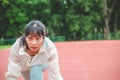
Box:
0 0 119 41
111 31 120 39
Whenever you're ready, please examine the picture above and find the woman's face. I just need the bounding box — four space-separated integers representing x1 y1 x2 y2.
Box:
25 34 44 53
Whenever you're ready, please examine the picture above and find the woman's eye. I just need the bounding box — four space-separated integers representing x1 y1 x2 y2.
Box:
28 38 32 40
36 38 41 40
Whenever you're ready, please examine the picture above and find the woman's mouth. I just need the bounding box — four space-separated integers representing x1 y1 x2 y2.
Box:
31 47 38 50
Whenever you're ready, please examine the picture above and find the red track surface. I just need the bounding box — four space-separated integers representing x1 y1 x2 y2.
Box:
0 40 120 80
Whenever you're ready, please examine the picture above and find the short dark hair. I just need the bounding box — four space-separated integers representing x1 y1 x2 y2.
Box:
20 20 46 49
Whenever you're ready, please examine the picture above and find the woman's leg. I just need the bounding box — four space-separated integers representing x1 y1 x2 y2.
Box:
41 63 48 71
30 65 43 80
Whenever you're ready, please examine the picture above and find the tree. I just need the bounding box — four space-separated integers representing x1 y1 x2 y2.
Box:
0 0 50 38
102 0 118 39
0 0 120 40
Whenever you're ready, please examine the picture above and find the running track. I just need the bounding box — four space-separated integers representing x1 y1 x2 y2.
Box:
0 40 120 80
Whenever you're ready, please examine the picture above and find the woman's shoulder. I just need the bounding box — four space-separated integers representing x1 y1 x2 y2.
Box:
45 37 55 47
11 38 21 51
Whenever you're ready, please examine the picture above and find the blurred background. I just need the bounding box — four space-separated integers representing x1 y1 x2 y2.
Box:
0 0 120 46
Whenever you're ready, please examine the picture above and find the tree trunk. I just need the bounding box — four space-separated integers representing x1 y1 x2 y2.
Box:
114 13 118 32
102 0 117 39
103 0 110 39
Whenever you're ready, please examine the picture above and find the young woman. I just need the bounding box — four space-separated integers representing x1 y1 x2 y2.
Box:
5 20 63 80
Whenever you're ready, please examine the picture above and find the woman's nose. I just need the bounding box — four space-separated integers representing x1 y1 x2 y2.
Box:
32 40 37 44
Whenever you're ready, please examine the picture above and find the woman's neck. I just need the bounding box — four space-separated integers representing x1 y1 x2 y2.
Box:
26 49 39 56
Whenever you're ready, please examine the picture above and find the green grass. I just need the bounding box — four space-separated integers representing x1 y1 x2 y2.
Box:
0 45 11 50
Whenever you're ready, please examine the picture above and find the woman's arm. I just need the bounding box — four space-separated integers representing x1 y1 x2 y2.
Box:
5 42 21 80
48 57 63 80
47 42 63 80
